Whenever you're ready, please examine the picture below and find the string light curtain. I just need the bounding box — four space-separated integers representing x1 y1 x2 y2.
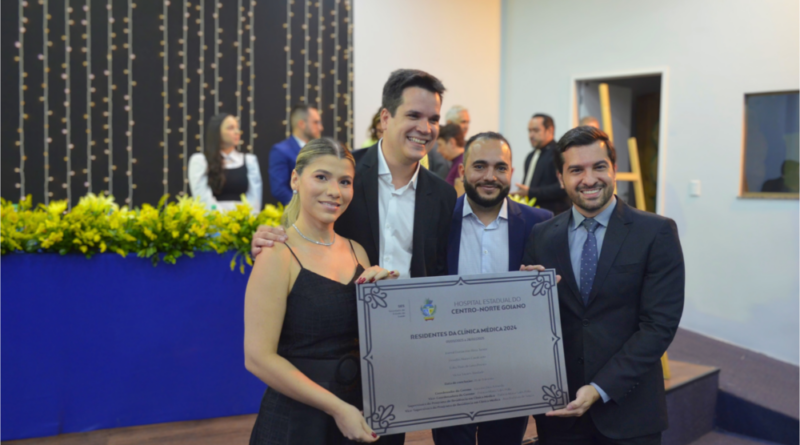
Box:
2 0 353 207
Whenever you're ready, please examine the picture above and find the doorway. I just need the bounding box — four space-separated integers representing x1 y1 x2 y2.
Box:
573 73 664 213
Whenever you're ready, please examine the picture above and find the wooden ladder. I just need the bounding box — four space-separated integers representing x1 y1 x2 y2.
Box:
598 83 671 380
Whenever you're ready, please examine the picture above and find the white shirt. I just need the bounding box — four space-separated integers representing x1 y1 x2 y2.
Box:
458 198 510 275
522 148 542 187
377 140 420 279
188 150 263 212
293 135 307 149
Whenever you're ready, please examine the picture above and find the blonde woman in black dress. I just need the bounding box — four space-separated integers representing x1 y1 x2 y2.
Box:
245 138 398 444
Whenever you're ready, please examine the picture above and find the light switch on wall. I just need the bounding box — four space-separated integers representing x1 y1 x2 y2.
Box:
689 180 701 197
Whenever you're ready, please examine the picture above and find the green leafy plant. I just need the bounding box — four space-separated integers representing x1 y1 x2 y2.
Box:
215 198 283 273
1 194 283 272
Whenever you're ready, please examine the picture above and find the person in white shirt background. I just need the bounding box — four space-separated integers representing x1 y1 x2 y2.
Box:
189 114 263 212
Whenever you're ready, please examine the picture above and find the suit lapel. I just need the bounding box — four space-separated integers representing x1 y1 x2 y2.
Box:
506 198 525 271
447 196 465 275
410 171 434 277
359 147 381 257
553 212 583 306
588 199 632 305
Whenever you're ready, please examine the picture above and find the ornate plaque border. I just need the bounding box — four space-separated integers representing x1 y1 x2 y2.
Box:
357 270 568 434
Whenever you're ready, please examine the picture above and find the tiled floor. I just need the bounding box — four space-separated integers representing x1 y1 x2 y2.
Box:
4 415 537 445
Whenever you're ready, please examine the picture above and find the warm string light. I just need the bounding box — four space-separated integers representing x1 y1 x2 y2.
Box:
65 1 73 209
248 1 255 151
316 0 323 112
107 0 114 195
17 1 26 197
126 0 134 204
162 0 169 194
44 0 51 203
11 0 351 204
284 0 291 138
214 1 219 115
85 1 92 193
303 0 309 104
182 0 189 195
198 0 205 153
333 0 339 141
346 0 353 148
236 0 242 119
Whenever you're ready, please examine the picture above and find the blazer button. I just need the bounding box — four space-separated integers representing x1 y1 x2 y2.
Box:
582 319 590 327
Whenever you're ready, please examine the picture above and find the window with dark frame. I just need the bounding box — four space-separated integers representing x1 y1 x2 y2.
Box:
741 91 800 199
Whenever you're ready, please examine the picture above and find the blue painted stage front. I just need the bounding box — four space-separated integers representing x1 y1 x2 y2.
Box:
1 252 266 441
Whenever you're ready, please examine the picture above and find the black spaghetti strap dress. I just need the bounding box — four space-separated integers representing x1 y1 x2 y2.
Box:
249 240 366 445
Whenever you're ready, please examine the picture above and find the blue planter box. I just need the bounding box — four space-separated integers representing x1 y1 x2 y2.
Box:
1 252 265 440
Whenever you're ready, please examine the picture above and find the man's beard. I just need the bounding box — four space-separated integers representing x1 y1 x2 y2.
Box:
570 182 614 212
464 180 510 209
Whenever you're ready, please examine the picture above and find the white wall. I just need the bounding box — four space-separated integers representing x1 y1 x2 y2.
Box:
352 0 501 149
501 0 800 363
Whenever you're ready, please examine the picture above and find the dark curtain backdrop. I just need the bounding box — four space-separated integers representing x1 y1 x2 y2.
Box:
2 0 353 207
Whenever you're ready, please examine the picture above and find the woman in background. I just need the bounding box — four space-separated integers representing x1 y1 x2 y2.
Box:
245 138 397 444
189 114 262 211
360 108 383 148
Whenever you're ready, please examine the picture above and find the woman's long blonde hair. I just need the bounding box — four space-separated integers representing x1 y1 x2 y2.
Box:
281 138 356 227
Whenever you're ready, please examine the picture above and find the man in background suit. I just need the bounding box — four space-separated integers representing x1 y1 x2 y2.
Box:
432 132 552 445
252 69 457 444
427 105 471 180
523 126 684 444
513 113 571 215
268 104 323 205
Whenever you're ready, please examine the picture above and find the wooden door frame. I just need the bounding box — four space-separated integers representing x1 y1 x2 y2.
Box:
569 67 670 216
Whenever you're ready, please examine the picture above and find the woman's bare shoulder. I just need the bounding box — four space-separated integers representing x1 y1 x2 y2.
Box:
342 237 370 267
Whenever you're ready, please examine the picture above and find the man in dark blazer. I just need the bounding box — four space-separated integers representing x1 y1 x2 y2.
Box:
513 114 571 215
252 69 456 444
268 104 323 205
334 140 455 278
522 126 684 445
432 132 553 445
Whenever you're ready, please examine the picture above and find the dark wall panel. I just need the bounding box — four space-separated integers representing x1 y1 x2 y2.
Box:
2 0 353 207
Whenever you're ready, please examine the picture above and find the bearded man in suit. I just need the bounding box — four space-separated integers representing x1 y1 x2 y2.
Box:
523 126 685 445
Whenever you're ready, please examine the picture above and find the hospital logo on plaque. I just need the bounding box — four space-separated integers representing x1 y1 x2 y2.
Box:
420 299 437 321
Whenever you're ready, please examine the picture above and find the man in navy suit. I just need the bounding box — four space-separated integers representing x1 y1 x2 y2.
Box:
523 126 684 444
432 132 553 445
268 104 323 205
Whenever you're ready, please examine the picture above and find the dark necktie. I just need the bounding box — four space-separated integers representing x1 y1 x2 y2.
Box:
579 218 600 305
